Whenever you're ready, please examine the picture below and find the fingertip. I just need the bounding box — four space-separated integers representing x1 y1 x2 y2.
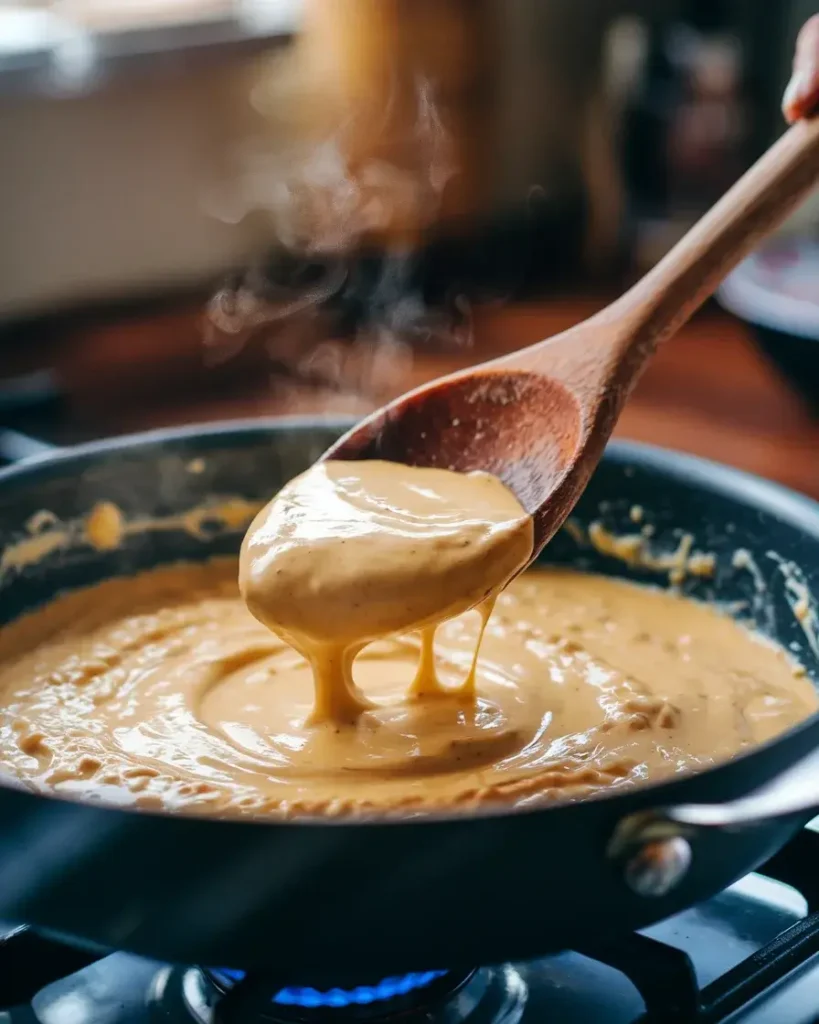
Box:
782 72 806 123
783 16 819 123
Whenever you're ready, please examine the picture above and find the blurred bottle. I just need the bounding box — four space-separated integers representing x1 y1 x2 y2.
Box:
623 0 749 270
228 0 641 357
247 0 491 254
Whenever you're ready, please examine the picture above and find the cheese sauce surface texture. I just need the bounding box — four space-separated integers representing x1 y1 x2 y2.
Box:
0 462 813 817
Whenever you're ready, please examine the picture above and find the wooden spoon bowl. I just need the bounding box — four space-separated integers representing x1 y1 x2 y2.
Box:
325 118 819 559
326 368 584 550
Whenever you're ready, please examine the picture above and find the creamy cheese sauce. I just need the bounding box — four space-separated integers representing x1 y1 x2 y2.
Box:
0 557 814 818
239 460 534 723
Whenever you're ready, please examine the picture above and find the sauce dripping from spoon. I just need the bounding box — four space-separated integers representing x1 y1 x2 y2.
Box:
239 459 532 723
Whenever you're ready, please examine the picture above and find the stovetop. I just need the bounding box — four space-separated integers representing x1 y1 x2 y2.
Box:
4 827 819 1024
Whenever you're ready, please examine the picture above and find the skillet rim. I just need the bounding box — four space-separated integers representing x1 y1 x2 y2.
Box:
0 413 818 828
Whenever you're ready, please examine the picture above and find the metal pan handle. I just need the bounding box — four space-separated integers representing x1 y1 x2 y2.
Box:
0 369 63 464
0 428 58 464
609 743 819 897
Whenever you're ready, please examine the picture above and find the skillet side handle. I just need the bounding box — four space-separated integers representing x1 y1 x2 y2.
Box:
0 429 58 464
608 743 819 898
0 370 63 465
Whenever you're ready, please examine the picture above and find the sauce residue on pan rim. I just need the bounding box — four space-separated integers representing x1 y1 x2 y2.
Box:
0 496 262 580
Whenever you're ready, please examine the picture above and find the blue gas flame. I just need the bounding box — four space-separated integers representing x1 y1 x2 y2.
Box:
212 967 448 1008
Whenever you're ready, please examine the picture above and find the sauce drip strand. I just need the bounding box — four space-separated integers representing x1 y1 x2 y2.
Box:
238 460 534 723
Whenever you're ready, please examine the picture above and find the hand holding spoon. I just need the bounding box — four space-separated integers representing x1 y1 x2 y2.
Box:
323 116 819 564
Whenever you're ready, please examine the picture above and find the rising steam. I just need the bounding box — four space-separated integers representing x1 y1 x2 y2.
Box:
205 53 471 403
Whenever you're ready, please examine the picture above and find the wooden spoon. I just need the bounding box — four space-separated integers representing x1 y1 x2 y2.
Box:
322 118 819 561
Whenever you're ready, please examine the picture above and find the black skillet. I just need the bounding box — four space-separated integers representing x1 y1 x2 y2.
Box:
0 417 818 985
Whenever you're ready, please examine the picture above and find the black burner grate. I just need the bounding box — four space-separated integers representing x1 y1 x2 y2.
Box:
579 827 819 1022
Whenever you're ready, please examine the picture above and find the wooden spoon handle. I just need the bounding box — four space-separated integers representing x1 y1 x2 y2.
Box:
610 116 819 353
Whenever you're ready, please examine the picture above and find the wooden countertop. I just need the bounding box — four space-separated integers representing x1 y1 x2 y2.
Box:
7 292 819 499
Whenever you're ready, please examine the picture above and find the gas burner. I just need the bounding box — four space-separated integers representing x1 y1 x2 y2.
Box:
160 963 527 1024
209 966 457 1020
9 829 819 1023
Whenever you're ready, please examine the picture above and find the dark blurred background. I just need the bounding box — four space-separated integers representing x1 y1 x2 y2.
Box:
1 0 818 492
